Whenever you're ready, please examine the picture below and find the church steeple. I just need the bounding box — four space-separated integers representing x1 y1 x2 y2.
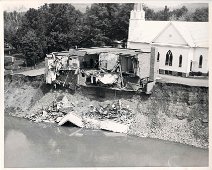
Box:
134 3 143 11
130 3 145 20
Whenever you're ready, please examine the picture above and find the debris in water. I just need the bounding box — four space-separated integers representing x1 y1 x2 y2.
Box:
58 112 84 127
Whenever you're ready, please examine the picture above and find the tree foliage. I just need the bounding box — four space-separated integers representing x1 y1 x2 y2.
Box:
192 7 208 22
82 3 133 46
4 3 208 66
4 11 24 46
20 30 43 66
10 4 84 65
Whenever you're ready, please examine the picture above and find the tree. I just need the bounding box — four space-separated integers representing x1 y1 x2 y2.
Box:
152 6 170 21
115 3 134 41
170 6 188 20
143 5 155 20
83 3 120 46
192 7 208 22
4 3 209 63
163 6 170 20
83 3 134 46
20 30 43 66
13 3 84 60
4 11 24 46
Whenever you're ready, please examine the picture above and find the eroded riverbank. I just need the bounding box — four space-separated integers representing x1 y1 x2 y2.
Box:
4 74 209 149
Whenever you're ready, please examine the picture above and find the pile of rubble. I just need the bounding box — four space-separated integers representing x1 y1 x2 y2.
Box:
82 100 135 125
26 95 135 127
26 95 74 123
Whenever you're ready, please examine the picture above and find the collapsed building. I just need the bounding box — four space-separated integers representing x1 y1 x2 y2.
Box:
45 47 158 94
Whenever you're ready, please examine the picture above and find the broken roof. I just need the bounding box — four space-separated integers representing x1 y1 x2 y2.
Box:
69 49 87 56
78 47 144 56
46 47 149 59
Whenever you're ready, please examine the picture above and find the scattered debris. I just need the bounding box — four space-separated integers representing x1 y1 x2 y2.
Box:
100 120 129 133
56 117 63 123
19 92 135 134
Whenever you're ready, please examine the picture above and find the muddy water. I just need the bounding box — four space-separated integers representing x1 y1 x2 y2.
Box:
4 116 208 167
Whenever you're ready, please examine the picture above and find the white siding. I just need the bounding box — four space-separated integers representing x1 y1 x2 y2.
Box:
192 48 208 73
127 42 151 51
153 45 190 73
127 17 209 75
153 24 188 46
128 19 143 42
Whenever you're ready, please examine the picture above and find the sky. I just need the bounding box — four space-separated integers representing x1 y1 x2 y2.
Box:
1 0 209 12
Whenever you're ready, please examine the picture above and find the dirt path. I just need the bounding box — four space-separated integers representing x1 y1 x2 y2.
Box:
16 68 45 76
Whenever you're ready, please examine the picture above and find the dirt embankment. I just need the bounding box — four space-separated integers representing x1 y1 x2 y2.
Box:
4 74 209 149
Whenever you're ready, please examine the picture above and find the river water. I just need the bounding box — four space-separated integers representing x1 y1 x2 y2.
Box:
4 116 208 167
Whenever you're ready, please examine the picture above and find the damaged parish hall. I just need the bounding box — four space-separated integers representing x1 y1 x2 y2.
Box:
45 47 158 94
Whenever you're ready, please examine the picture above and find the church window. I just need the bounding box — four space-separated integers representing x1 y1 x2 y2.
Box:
199 55 203 68
190 61 192 71
165 53 169 65
165 50 173 66
179 55 182 67
157 52 160 62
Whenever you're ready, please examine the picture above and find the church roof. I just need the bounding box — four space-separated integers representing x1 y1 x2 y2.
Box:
172 22 208 47
136 21 169 44
129 21 208 48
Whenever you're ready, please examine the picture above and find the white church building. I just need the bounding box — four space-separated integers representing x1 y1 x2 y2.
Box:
127 3 209 77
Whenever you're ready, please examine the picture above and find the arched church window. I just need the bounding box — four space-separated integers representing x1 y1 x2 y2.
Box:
157 52 160 62
179 55 182 67
199 55 203 68
165 50 173 66
165 53 169 65
169 53 173 66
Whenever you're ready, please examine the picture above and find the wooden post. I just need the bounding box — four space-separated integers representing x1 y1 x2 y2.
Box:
118 63 124 87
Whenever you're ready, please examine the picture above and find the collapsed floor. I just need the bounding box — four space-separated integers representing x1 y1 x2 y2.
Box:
4 74 209 149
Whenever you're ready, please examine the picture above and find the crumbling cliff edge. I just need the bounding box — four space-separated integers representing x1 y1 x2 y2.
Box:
4 74 208 149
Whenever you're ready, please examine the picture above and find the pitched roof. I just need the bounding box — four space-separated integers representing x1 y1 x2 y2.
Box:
172 22 208 47
128 21 168 43
128 20 208 47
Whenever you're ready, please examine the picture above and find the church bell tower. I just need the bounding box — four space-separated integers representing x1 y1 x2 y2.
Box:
130 3 145 20
127 3 146 48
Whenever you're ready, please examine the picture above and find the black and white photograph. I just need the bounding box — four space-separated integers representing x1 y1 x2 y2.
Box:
2 0 210 168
